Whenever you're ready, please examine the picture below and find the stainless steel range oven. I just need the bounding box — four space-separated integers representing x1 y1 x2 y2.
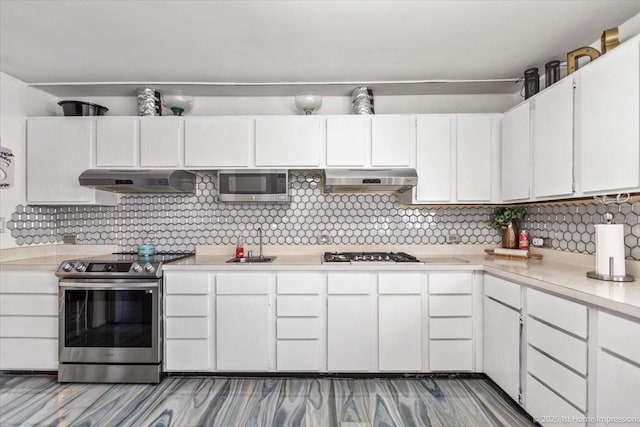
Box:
55 252 193 383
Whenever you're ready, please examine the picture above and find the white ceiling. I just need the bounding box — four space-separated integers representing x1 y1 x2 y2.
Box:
1 0 639 96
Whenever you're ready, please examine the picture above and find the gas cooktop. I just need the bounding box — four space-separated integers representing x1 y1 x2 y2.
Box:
323 251 423 264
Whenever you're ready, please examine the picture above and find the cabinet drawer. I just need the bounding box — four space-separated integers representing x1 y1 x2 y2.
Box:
277 318 321 339
429 340 473 371
165 317 209 339
277 296 321 317
165 273 210 294
0 338 57 370
378 273 422 294
216 273 269 294
0 272 58 293
526 374 585 427
528 346 587 411
165 339 210 371
0 295 57 316
429 273 472 294
598 312 640 364
0 316 57 338
528 318 587 374
429 317 472 339
429 295 472 317
277 340 321 371
328 274 373 294
527 289 587 338
277 273 323 294
484 275 521 309
165 295 208 316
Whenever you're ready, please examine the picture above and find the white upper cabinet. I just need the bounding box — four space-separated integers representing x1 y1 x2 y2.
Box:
577 36 640 194
255 117 323 167
414 115 452 202
26 118 117 205
532 77 574 198
501 102 530 201
326 116 368 167
371 116 414 167
184 117 252 168
140 117 183 167
406 114 499 204
96 118 138 167
95 117 184 168
456 115 499 202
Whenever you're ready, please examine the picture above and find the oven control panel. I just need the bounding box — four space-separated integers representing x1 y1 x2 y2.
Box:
55 261 161 278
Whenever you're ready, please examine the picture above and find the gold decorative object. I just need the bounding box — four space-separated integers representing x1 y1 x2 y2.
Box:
601 27 620 54
567 47 601 74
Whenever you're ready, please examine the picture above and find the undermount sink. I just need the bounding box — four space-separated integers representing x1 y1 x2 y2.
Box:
226 256 277 263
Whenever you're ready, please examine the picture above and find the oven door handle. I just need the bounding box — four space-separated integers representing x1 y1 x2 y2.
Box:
59 281 159 289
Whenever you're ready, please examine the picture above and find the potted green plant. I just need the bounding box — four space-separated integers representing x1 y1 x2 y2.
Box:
489 207 526 248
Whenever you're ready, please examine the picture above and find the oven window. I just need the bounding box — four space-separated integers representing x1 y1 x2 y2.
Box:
64 289 153 348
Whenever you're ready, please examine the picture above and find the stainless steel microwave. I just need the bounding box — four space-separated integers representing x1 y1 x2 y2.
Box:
218 170 289 203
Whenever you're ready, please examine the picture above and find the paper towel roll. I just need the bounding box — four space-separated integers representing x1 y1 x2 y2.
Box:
595 224 626 276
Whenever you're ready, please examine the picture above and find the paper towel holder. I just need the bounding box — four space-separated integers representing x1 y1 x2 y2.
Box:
586 213 634 282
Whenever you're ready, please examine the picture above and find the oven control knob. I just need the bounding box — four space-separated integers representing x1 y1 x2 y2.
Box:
74 263 87 272
143 263 155 273
131 262 142 272
62 262 74 272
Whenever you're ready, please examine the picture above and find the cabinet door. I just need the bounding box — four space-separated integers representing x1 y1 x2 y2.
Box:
414 116 452 202
255 117 322 167
326 116 367 166
533 78 574 198
501 102 530 201
140 117 182 167
578 38 640 194
371 116 413 167
456 116 494 202
596 349 640 422
96 118 138 167
26 118 111 205
216 295 270 370
484 296 521 402
379 295 422 371
184 117 252 168
327 295 373 371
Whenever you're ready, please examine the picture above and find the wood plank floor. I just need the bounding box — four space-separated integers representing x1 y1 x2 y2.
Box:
0 374 535 426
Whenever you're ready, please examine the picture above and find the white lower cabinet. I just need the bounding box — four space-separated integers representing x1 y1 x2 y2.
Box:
327 273 376 371
378 272 423 371
216 273 272 371
428 272 474 371
524 288 588 424
276 272 324 371
164 272 212 371
484 295 521 402
0 271 58 370
596 312 640 425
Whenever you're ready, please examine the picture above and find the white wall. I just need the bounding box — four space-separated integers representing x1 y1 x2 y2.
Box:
0 72 58 249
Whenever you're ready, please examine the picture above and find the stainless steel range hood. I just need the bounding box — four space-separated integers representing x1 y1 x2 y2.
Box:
323 168 417 194
79 169 196 193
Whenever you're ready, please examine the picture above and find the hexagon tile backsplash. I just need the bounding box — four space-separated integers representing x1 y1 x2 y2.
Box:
6 172 640 260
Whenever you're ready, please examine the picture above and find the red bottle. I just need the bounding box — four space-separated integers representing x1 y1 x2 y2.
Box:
235 238 245 258
519 230 529 250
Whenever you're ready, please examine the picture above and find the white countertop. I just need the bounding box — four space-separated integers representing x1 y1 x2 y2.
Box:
2 244 639 319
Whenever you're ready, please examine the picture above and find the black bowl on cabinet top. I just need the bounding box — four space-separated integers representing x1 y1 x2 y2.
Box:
58 100 108 116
